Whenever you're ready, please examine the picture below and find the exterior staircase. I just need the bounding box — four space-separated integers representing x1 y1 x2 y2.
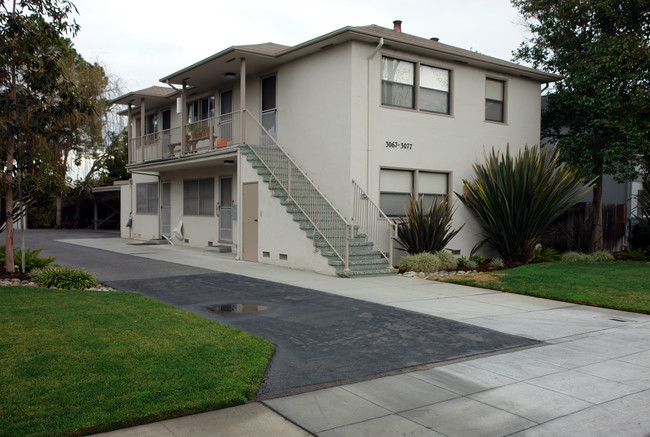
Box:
240 144 394 277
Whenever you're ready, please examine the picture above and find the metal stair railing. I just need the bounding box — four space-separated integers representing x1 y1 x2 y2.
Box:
242 110 351 272
351 180 397 267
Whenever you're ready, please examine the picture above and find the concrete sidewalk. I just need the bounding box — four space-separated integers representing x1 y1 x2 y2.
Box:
63 236 650 437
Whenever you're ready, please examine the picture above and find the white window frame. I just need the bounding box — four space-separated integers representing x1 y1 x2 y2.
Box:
381 56 452 115
183 178 215 216
485 78 506 123
136 182 158 215
380 168 451 217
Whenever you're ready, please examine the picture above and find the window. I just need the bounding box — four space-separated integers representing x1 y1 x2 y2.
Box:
380 169 449 216
187 96 215 123
145 114 158 135
485 78 505 122
162 109 171 131
382 57 451 114
183 178 214 216
382 57 414 109
136 182 158 214
420 65 450 114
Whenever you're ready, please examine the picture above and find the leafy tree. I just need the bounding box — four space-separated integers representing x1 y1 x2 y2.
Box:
0 0 80 271
512 0 650 250
53 41 109 227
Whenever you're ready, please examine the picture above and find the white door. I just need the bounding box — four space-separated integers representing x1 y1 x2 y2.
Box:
161 181 171 236
219 176 233 242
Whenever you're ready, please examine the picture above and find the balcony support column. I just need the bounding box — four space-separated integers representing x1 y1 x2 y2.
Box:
140 98 145 162
240 57 246 144
181 82 187 154
127 104 132 163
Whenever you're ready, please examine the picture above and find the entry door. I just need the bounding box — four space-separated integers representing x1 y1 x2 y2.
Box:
261 75 276 146
219 176 233 242
160 181 171 236
242 182 258 262
220 90 233 143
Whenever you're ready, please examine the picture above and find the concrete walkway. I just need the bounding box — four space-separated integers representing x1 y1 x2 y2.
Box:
53 235 650 437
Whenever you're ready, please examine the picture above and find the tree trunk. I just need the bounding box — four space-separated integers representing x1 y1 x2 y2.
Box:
55 197 63 228
591 175 604 251
4 171 15 273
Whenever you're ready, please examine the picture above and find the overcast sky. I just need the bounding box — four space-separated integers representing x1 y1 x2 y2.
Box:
70 0 532 93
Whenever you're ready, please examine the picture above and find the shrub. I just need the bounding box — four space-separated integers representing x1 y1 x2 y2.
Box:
458 146 589 262
490 257 504 267
561 251 613 263
619 248 650 261
0 246 55 272
399 252 441 273
591 251 614 262
395 194 464 255
436 251 458 270
561 251 594 263
470 254 486 264
532 245 560 263
34 266 98 290
457 256 467 267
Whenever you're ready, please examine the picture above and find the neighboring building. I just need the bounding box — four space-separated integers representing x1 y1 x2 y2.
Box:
111 21 559 276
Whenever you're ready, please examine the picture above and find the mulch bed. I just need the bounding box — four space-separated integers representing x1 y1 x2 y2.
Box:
0 267 32 281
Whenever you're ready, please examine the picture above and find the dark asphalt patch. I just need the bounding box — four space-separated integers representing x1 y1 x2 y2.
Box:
106 272 539 397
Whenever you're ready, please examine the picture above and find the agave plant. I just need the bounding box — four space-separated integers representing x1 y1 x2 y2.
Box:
395 194 463 255
457 145 590 262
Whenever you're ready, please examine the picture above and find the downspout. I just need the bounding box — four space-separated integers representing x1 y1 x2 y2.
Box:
366 38 384 192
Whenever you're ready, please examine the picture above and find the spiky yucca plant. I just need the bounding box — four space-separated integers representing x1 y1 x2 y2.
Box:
395 194 463 255
458 145 589 262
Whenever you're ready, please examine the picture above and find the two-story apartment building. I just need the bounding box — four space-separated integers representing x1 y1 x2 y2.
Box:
112 21 559 276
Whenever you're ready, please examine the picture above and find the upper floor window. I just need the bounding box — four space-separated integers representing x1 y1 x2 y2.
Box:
485 78 505 122
187 96 215 123
382 57 414 109
145 114 158 135
420 65 450 114
382 57 451 115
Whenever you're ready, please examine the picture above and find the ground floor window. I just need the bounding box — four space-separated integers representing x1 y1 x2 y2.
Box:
183 178 215 216
380 168 449 216
136 182 158 214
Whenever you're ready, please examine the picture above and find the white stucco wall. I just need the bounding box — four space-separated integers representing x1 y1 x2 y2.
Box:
350 45 543 257
276 43 353 217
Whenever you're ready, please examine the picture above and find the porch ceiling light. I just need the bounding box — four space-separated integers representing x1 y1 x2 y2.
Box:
224 72 236 79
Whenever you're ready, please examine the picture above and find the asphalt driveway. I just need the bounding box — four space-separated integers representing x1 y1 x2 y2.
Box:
12 230 538 397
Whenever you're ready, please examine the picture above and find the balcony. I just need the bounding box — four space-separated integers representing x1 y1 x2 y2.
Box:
128 111 241 165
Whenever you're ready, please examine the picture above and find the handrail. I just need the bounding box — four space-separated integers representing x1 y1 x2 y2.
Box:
351 179 397 266
242 109 351 272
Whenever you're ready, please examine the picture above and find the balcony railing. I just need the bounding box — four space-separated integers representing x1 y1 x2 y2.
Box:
128 112 241 164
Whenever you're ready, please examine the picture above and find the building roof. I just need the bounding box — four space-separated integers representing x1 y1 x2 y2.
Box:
110 86 178 106
114 22 560 106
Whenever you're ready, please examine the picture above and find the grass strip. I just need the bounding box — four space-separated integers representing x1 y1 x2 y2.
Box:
0 287 273 437
441 261 650 314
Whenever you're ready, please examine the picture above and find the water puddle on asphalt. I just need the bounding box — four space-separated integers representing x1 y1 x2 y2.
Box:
208 303 269 313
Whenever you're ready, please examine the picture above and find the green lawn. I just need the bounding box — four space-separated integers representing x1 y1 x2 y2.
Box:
442 262 650 314
0 287 273 437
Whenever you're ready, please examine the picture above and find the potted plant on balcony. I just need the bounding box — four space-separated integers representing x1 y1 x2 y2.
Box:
186 122 209 140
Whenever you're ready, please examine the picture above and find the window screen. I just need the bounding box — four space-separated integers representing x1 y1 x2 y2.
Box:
485 79 505 122
184 178 214 216
136 182 158 214
382 57 414 109
420 65 449 114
